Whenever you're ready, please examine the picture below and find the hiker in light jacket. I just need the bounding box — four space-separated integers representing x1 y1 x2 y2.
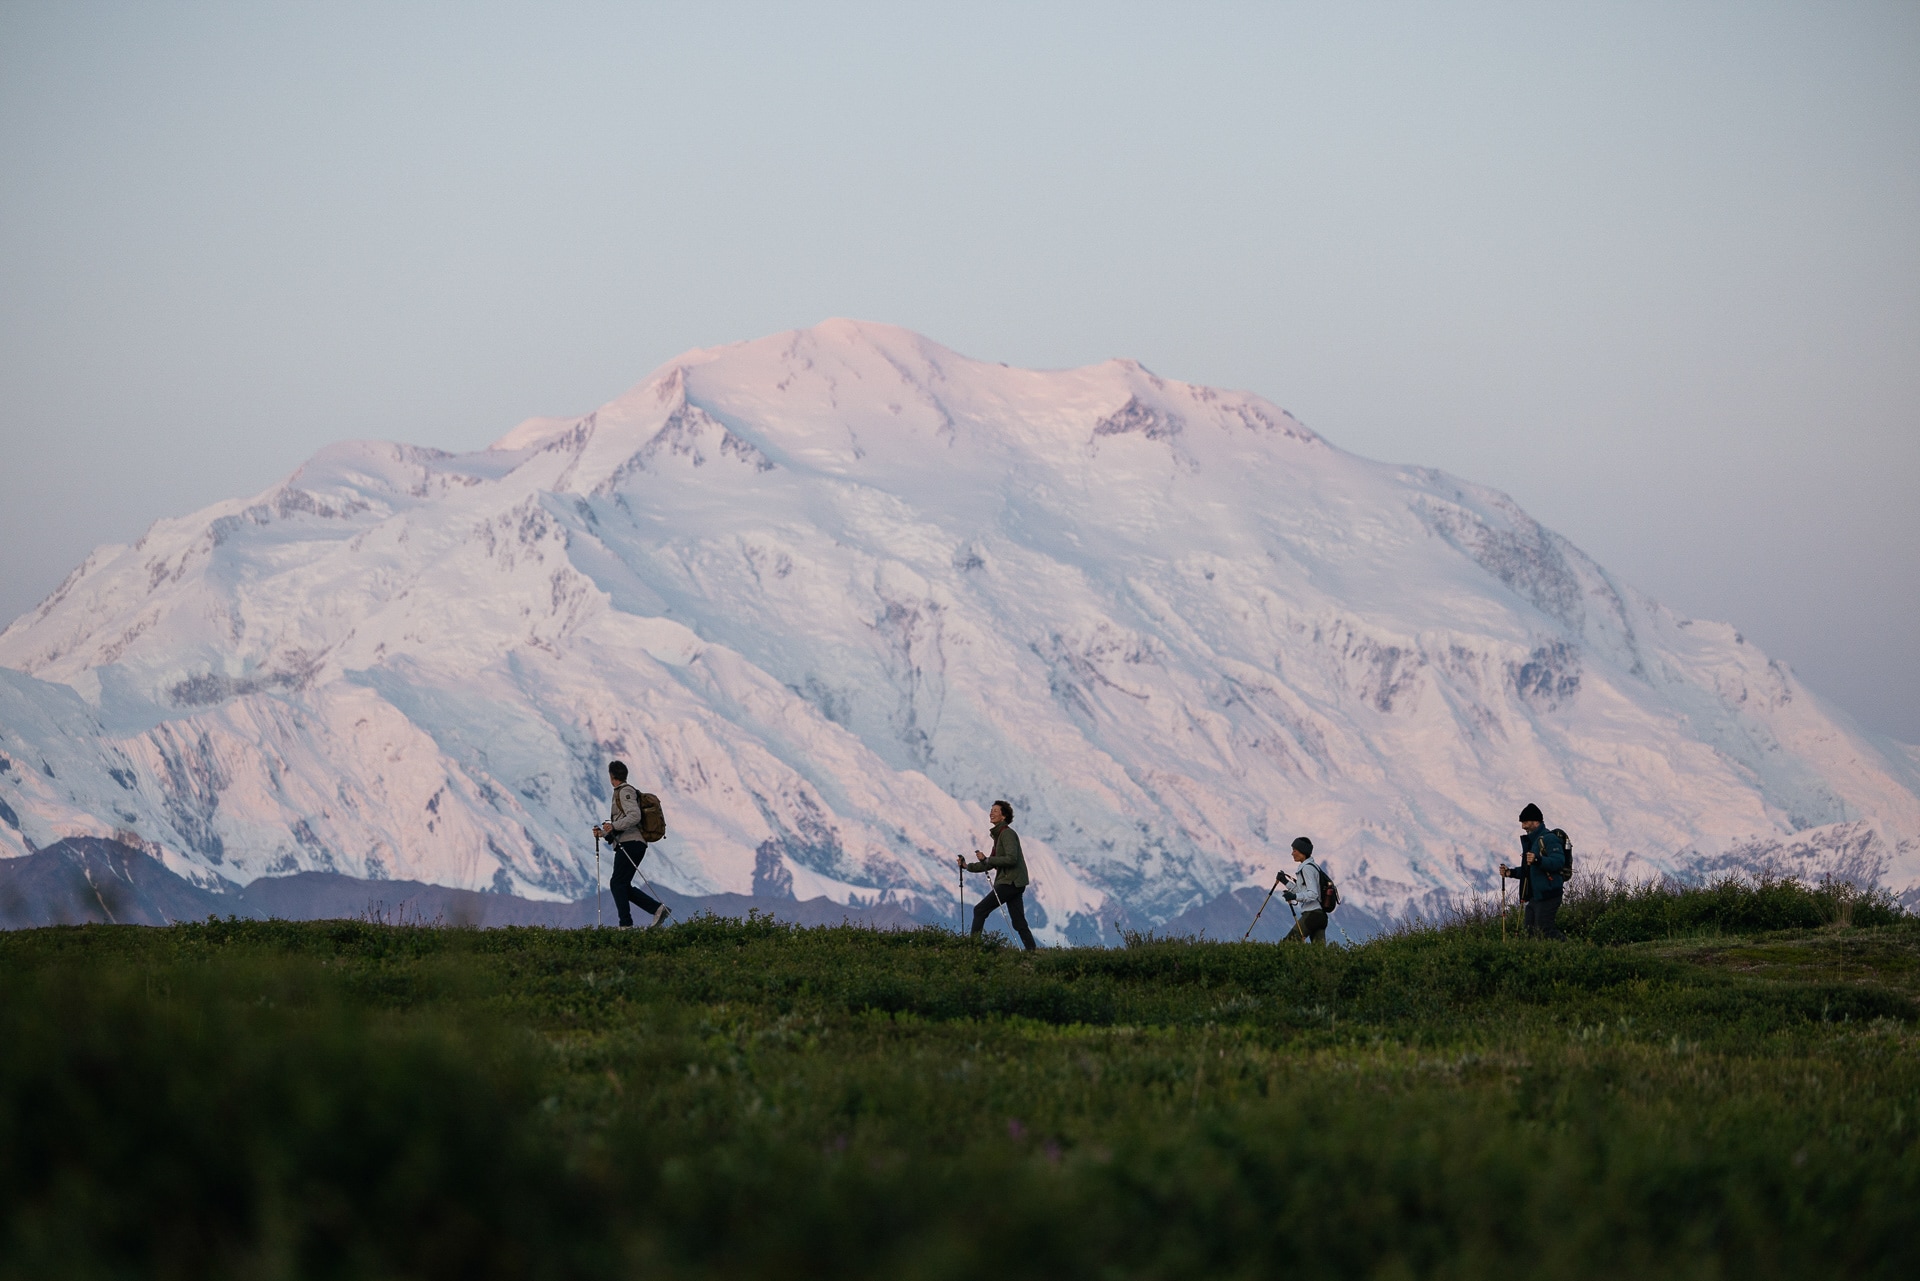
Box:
1499 802 1568 939
593 760 670 928
1281 836 1328 945
958 800 1038 951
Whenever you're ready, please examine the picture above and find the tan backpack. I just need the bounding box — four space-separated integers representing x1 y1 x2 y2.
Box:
636 791 667 843
616 786 668 843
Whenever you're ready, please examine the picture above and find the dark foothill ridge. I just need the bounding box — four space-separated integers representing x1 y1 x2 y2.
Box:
0 837 928 932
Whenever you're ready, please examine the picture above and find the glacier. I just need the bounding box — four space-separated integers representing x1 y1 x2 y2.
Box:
2 318 1917 942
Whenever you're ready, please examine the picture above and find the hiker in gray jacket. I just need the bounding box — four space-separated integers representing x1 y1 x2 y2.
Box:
592 760 670 928
1281 836 1328 945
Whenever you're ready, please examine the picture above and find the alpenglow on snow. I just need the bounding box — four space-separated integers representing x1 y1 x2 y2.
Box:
2 320 1917 940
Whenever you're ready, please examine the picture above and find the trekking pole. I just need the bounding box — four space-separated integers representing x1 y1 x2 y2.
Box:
1499 872 1507 943
628 832 677 892
1242 870 1288 942
594 832 602 929
972 868 1000 935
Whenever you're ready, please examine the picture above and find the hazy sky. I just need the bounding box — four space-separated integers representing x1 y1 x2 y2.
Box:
3 1 1916 741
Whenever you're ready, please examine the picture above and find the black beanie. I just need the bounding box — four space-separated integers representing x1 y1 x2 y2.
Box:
1291 836 1313 856
1518 803 1543 824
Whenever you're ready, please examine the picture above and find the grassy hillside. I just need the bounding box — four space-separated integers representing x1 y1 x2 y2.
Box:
3 880 1917 1280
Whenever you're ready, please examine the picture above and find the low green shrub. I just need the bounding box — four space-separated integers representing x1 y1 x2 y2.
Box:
1563 873 1905 944
1409 873 1908 946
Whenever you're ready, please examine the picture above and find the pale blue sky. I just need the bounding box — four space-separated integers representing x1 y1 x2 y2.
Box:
2 1 1916 739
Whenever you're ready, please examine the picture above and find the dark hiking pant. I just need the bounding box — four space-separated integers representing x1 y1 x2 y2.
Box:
611 842 661 927
1286 908 1328 945
971 883 1038 950
1525 896 1565 940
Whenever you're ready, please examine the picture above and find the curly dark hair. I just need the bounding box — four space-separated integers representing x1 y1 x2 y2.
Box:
991 800 1015 823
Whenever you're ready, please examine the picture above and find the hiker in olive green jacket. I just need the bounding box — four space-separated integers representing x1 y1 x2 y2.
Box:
958 800 1038 950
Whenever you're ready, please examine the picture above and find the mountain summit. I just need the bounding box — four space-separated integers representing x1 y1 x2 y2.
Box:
3 320 1916 939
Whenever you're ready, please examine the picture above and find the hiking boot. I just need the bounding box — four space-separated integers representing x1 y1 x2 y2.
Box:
651 904 673 927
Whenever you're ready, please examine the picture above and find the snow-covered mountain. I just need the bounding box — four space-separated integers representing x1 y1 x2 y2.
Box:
3 320 1917 941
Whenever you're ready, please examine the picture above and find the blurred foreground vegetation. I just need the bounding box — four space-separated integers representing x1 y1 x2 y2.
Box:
3 876 1917 1280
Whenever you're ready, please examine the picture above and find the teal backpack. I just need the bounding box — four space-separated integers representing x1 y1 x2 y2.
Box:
1545 829 1572 885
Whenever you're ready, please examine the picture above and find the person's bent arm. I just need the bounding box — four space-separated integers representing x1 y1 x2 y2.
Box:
975 833 1021 871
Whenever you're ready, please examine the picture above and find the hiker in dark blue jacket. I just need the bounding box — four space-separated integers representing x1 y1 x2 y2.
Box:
1499 803 1569 939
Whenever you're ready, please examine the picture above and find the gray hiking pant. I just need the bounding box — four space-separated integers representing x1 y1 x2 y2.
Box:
1525 897 1565 940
